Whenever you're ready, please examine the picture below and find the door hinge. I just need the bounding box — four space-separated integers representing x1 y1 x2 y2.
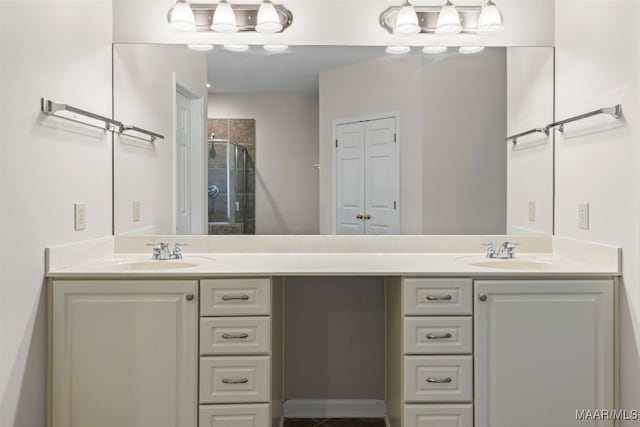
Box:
394 133 397 143
335 139 338 148
394 201 397 210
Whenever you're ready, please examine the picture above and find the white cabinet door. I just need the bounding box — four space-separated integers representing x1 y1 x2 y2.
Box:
51 280 198 427
474 280 614 427
336 121 366 234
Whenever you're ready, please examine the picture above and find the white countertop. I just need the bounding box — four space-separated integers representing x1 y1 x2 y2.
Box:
45 235 621 279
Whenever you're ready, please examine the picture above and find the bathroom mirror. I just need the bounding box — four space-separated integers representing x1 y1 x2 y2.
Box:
113 44 554 236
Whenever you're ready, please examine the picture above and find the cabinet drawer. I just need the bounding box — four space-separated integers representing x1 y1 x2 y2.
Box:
404 356 472 403
403 278 472 315
200 356 270 403
200 317 271 355
199 404 270 427
404 404 473 427
201 279 271 316
404 317 472 355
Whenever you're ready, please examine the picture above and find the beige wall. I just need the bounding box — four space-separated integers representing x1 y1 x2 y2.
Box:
506 47 555 235
0 2 113 426
208 92 320 235
554 1 640 422
422 50 507 234
113 44 208 235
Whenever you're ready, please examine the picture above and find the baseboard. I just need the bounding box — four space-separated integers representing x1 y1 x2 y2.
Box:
283 399 386 418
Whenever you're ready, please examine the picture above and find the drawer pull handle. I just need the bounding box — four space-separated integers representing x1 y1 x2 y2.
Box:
426 333 453 340
222 295 250 301
426 294 453 301
222 333 249 339
222 378 249 384
426 377 453 384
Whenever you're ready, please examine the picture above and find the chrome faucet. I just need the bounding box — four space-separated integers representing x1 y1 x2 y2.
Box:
147 243 187 260
482 241 519 259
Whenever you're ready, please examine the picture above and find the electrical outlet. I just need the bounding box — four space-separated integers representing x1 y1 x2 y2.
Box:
133 200 141 222
528 201 536 222
74 203 86 231
578 203 589 230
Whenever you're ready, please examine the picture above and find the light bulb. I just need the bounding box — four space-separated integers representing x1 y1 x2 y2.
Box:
187 44 214 51
459 46 485 54
168 0 196 32
393 0 420 35
264 44 289 52
224 44 250 52
386 45 411 54
422 46 448 54
211 1 238 33
256 0 283 33
478 0 504 34
436 0 462 35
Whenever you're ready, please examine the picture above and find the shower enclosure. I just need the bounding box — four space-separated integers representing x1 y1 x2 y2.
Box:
207 139 255 234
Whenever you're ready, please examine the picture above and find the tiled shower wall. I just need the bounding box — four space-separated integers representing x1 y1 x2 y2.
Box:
207 118 256 235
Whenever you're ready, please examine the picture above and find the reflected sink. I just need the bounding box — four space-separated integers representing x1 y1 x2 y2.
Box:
471 260 553 270
114 260 200 271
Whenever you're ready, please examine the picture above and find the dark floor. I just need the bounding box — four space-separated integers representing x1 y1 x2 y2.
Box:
283 419 386 427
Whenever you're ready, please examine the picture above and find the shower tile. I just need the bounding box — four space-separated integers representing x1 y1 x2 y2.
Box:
208 119 228 139
229 119 256 149
208 143 227 167
211 194 228 221
209 223 244 235
208 168 228 194
244 220 255 235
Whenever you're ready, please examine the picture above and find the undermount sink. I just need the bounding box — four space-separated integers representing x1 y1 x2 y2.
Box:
471 260 553 270
114 260 200 271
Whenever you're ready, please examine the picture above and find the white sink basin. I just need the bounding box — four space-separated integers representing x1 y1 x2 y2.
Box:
114 260 200 271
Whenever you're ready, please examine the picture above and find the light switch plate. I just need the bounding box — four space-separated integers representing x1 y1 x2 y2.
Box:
528 201 536 222
578 203 589 230
133 200 141 222
74 203 86 231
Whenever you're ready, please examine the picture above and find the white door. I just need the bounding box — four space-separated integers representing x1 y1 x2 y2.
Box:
176 90 191 234
51 280 198 427
474 280 614 427
364 117 398 234
336 121 366 234
336 116 398 234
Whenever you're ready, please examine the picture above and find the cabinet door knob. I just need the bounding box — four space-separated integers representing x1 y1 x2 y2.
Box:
478 293 488 302
185 294 195 301
356 214 364 220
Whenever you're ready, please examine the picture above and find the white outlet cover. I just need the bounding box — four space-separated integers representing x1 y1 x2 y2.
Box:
74 203 86 231
528 201 536 222
133 200 141 222
578 203 589 230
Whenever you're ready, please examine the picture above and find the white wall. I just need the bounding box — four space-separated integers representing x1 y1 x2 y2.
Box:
208 92 320 234
113 0 554 47
422 50 507 234
554 1 640 423
506 47 554 235
0 2 114 426
113 44 208 235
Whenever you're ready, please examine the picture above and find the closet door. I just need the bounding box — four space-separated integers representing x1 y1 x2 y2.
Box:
364 117 398 234
336 121 366 234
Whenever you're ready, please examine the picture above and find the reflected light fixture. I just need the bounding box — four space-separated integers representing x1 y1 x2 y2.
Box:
187 43 214 51
423 46 448 54
436 0 462 35
256 0 283 33
206 83 211 88
459 46 484 54
168 0 196 32
224 44 250 52
386 45 411 54
264 44 289 52
478 0 504 34
212 0 238 33
393 0 420 35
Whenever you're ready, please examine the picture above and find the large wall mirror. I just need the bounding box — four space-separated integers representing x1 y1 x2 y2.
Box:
113 44 554 236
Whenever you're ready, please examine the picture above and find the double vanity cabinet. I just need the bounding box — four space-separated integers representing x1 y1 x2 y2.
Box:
48 273 615 427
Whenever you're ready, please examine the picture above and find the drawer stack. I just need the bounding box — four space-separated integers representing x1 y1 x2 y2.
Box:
402 278 473 427
199 278 273 427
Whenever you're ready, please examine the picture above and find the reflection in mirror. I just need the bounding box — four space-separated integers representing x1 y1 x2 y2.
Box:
113 45 553 236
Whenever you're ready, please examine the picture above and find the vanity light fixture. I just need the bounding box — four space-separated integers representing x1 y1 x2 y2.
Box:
386 45 411 54
187 43 214 51
211 0 238 32
459 45 484 54
477 0 503 34
168 0 196 32
264 44 289 52
393 0 421 35
422 46 448 54
436 0 462 35
256 0 283 33
224 43 250 52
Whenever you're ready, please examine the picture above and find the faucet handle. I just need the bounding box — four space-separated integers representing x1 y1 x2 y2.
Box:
173 243 188 259
146 243 163 259
481 242 497 258
481 242 495 248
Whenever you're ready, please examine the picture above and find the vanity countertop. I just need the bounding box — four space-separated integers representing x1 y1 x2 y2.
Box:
45 235 621 278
